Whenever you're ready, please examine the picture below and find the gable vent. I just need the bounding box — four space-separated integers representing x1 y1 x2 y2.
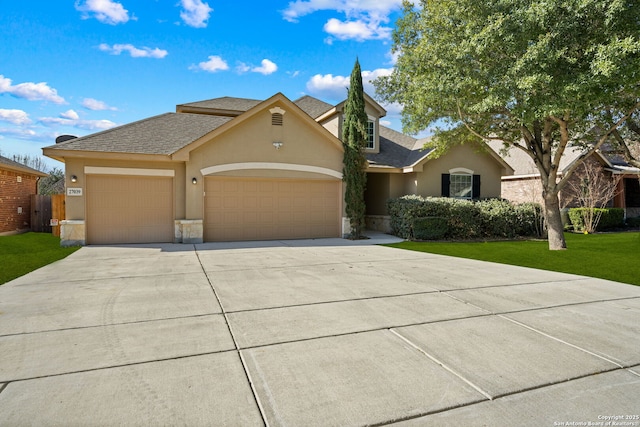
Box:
272 112 283 126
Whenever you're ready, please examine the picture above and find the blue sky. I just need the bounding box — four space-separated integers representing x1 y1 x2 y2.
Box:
0 0 408 169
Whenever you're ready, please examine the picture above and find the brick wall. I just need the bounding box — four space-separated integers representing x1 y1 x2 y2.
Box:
0 168 39 233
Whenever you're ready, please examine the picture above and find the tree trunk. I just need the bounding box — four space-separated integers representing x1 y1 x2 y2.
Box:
543 191 567 250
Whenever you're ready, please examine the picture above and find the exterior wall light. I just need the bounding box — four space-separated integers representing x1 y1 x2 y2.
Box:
192 177 197 185
71 175 78 183
273 141 283 150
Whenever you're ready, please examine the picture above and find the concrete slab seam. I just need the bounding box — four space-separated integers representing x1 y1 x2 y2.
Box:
441 292 493 314
233 313 495 351
12 269 206 287
0 312 224 339
388 329 494 401
447 295 640 318
498 314 625 368
441 277 623 295
223 289 443 314
3 350 237 384
492 296 640 317
194 248 270 427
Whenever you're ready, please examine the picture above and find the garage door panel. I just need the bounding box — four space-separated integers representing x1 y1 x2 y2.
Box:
205 177 340 242
87 176 174 245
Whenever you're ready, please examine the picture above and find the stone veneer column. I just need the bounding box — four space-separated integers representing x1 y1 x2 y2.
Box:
174 220 203 244
60 220 85 246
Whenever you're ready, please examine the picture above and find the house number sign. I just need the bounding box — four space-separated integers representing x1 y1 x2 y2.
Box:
67 188 83 196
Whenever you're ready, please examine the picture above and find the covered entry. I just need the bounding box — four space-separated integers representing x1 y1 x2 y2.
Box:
204 176 341 241
86 175 174 244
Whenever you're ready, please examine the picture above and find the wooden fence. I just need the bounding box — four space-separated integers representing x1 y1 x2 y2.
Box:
30 194 65 236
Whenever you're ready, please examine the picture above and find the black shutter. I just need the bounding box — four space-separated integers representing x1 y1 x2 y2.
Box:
472 174 481 199
441 174 450 197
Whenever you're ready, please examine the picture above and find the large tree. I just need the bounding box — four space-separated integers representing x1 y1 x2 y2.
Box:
342 59 368 239
376 0 640 250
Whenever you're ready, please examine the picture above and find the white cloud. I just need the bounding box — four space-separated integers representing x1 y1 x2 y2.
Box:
99 43 168 58
324 17 391 42
191 55 229 72
380 119 391 127
179 0 213 28
236 59 279 75
282 0 402 41
82 98 117 111
236 62 251 73
98 43 169 59
39 116 118 131
75 0 132 25
306 67 393 100
60 110 80 120
0 75 66 104
251 59 278 75
0 127 38 140
0 109 31 125
306 74 350 100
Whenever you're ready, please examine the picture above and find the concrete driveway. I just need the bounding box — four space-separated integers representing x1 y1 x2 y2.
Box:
1 233 639 426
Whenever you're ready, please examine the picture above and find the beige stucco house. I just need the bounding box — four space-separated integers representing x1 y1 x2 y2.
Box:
43 92 512 246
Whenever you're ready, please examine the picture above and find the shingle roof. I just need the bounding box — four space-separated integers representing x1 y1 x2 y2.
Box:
294 96 334 119
367 126 434 169
177 97 262 113
45 113 231 155
0 155 48 176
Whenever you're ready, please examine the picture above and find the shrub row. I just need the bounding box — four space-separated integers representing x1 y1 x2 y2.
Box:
567 208 625 232
387 196 544 240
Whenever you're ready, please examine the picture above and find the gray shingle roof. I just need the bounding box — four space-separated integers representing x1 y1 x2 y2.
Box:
0 155 48 176
367 126 434 168
45 113 231 155
177 97 262 113
294 96 334 119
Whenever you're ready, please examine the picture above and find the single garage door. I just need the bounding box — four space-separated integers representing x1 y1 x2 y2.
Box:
86 175 174 244
205 177 341 241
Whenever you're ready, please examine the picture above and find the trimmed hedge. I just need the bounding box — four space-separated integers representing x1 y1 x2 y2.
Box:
413 217 449 240
626 217 640 228
568 208 625 232
387 196 544 240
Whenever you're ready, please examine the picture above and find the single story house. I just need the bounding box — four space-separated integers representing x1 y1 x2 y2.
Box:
488 141 640 219
43 92 512 246
0 155 48 234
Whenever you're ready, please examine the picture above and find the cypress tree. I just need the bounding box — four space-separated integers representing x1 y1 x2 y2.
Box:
342 59 368 239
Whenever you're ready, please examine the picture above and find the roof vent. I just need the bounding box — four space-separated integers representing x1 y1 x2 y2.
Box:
56 135 77 144
269 106 286 126
271 113 283 126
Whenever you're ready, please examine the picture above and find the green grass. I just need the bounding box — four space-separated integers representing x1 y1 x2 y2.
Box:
386 232 640 286
0 232 80 285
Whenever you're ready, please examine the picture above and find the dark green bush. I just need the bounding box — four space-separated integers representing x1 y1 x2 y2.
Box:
568 208 625 232
387 196 543 240
598 208 625 229
413 217 449 240
626 217 640 228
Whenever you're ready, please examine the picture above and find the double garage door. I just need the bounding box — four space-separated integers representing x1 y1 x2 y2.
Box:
204 177 341 241
86 175 341 244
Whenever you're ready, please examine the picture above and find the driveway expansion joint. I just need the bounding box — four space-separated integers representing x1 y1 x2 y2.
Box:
195 248 269 427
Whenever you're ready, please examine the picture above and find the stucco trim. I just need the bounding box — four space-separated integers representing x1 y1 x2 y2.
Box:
201 162 342 179
84 166 175 177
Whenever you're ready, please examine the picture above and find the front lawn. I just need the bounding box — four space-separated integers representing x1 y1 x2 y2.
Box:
0 232 80 285
386 232 640 286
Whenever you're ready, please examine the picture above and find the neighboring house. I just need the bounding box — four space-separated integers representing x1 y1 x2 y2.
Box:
488 141 640 218
43 92 512 246
0 155 48 234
